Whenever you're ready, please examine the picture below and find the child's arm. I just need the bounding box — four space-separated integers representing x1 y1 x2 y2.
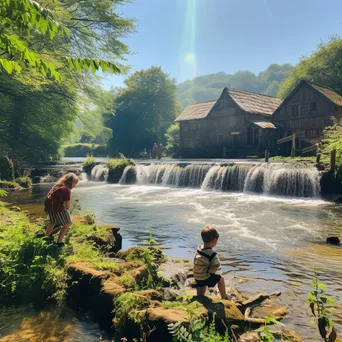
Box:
65 200 71 210
208 254 221 274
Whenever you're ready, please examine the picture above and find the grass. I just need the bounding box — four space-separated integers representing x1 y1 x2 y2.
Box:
82 155 96 167
0 180 20 189
107 156 135 170
270 156 316 163
15 176 32 189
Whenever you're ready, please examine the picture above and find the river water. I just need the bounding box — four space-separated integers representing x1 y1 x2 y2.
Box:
3 161 342 341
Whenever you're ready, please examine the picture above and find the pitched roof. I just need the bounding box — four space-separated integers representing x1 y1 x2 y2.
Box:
308 82 342 107
226 88 282 116
175 100 216 122
247 116 276 129
175 88 282 122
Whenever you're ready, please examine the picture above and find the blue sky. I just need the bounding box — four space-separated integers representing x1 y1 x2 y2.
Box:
101 0 342 89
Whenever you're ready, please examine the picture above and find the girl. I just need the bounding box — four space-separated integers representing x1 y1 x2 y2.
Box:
44 173 79 246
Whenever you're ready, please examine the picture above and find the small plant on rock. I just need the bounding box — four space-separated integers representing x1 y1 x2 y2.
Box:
257 316 284 342
307 277 337 342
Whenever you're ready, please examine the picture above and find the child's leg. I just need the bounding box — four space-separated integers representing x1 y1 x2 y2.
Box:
197 286 207 296
217 276 228 299
56 223 72 243
45 223 55 237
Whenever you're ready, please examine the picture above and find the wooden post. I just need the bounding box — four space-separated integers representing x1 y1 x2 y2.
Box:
291 134 296 157
264 149 269 163
330 149 336 173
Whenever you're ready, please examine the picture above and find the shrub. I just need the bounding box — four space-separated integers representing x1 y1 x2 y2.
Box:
107 155 135 183
15 176 32 189
63 143 108 157
0 180 20 189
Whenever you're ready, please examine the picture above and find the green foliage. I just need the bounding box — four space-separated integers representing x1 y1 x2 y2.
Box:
83 156 96 167
0 0 128 81
63 144 107 158
0 0 134 163
278 37 342 99
168 313 230 342
14 176 32 189
0 180 19 188
0 190 7 197
165 123 180 156
0 205 66 303
257 316 284 341
270 156 316 163
106 67 179 157
107 155 135 170
85 211 96 225
319 125 342 168
177 64 292 109
307 277 337 342
114 292 146 331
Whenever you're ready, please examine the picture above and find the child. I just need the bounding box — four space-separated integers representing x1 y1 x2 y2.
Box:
193 225 229 299
44 173 79 247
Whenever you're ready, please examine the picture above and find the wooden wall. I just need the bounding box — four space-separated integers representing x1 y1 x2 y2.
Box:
274 83 340 144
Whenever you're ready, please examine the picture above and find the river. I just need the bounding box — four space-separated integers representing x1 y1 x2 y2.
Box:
2 160 342 341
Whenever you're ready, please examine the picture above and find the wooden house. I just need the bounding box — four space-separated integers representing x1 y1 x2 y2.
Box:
273 80 342 153
175 88 282 158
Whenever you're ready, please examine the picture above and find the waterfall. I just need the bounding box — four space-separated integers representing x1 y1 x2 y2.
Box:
90 164 109 182
119 162 321 197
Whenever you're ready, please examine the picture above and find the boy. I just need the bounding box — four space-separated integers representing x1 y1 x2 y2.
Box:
193 225 229 299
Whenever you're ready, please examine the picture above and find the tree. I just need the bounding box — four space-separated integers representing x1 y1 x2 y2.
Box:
0 0 128 81
165 124 180 156
0 0 134 165
278 37 342 99
106 67 178 156
176 64 293 109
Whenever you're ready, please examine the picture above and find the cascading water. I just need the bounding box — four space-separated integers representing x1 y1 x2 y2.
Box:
119 162 321 197
90 164 109 182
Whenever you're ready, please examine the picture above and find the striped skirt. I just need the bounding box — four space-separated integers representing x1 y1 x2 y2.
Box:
47 210 72 226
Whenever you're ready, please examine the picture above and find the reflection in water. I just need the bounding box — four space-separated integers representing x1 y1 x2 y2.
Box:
0 306 114 342
5 182 342 341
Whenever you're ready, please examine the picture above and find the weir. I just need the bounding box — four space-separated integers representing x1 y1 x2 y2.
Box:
119 162 321 197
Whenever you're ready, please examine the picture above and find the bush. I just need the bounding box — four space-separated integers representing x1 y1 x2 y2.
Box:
0 180 20 189
82 155 97 175
165 123 180 156
107 155 135 183
63 143 107 157
15 176 32 189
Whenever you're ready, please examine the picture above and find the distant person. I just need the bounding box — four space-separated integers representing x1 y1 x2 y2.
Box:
193 225 230 299
157 143 164 159
152 143 158 158
44 173 79 247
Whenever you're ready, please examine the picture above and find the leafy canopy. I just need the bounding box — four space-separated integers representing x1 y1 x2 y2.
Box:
106 67 178 156
278 37 342 99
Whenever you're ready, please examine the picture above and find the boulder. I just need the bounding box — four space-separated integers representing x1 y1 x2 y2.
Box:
326 236 340 245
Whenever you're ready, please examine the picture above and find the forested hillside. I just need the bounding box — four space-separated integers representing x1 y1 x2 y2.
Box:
177 63 292 109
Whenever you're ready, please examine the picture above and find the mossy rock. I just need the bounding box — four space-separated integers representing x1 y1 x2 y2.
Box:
15 176 32 189
117 246 166 265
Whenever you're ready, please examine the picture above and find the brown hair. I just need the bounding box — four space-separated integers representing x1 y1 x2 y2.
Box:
201 225 219 243
56 173 79 189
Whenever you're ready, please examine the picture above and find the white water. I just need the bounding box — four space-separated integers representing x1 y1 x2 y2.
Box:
119 162 321 197
90 164 109 182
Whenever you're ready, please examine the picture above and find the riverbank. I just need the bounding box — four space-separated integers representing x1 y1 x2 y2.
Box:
0 201 318 341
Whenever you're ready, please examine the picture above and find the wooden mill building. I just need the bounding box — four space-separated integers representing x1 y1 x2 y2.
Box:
273 80 342 154
175 88 282 158
176 80 342 158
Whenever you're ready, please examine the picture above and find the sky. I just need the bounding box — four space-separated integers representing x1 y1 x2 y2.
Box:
101 0 342 89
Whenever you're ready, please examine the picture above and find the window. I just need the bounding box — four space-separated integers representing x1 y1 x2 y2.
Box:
305 128 320 138
217 134 223 144
291 104 299 117
310 103 317 112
